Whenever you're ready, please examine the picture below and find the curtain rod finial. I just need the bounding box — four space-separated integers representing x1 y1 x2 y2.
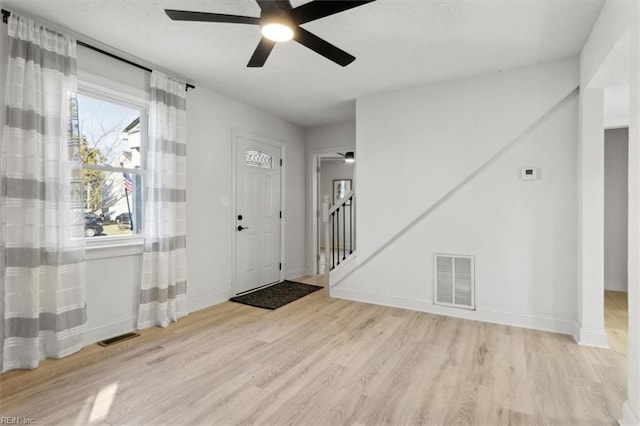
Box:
2 9 11 24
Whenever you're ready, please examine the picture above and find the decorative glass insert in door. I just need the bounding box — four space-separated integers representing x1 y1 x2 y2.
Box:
246 150 274 169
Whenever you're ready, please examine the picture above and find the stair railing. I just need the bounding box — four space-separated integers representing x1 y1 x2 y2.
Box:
323 190 355 277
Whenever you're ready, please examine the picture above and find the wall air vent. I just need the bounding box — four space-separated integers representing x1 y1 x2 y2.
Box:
434 254 475 310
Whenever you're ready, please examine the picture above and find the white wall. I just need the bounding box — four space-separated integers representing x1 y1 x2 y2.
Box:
355 57 578 264
75 45 306 342
186 85 307 309
78 45 149 91
581 0 633 88
577 88 607 346
334 57 580 334
306 121 356 152
605 85 630 129
604 128 628 292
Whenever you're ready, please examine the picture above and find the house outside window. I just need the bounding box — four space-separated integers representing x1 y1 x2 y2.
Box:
77 91 146 239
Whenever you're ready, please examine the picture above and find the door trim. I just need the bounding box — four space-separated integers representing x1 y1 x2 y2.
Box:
231 128 286 294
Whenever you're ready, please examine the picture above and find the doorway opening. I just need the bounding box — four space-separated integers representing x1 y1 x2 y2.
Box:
310 148 355 276
603 125 629 355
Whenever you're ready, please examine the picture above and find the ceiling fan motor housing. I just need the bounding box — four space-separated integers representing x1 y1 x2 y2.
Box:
261 8 294 27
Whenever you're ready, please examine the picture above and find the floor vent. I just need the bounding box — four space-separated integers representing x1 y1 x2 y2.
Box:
98 332 140 347
434 254 475 310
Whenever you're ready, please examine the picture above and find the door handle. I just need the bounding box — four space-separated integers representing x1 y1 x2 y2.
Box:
237 226 249 231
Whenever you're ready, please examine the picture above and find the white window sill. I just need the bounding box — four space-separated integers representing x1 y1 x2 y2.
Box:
86 236 144 260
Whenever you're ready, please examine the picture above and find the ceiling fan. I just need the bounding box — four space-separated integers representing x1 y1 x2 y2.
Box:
165 1 376 67
338 152 355 163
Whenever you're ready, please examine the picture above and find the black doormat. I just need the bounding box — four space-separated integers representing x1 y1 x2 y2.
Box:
230 280 323 310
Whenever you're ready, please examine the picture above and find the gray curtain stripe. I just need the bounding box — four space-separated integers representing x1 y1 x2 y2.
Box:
147 188 186 203
175 142 187 157
139 281 187 304
6 247 85 268
145 235 187 253
9 36 77 75
155 139 187 157
151 88 186 111
6 307 87 338
6 106 49 133
2 177 47 200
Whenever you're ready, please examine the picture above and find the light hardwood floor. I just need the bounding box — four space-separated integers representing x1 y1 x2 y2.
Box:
604 290 628 355
0 277 627 425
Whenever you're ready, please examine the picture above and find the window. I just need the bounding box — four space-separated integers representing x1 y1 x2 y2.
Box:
77 92 145 238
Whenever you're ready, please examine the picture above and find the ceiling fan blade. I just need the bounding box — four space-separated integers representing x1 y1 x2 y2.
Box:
294 27 355 67
292 1 375 25
255 0 292 12
247 38 277 67
274 1 293 10
255 1 276 11
165 9 260 25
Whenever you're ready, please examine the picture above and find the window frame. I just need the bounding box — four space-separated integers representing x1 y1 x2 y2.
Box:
78 74 149 248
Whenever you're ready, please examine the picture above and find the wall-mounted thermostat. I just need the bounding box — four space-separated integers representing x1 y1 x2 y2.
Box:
520 168 538 180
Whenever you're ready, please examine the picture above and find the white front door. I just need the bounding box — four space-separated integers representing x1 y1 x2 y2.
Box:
235 137 282 294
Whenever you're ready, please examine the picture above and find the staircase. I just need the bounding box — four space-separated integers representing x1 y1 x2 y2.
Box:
322 190 356 287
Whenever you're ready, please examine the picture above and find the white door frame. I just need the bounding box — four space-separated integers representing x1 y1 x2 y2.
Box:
309 146 355 275
231 128 286 293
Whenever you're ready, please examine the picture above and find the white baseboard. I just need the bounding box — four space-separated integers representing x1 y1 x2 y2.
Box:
188 289 234 313
621 402 640 426
331 286 575 335
572 322 610 348
86 317 136 346
286 267 308 281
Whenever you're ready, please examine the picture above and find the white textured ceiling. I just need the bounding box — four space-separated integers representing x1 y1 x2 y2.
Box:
3 0 604 127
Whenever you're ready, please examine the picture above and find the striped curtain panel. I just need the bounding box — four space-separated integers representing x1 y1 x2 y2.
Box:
137 72 188 329
1 14 86 372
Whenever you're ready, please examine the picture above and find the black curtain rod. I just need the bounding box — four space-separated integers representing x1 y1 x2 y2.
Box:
1 9 195 91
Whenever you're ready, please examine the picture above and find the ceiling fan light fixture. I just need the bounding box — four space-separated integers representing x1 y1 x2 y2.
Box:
261 14 294 42
345 152 355 163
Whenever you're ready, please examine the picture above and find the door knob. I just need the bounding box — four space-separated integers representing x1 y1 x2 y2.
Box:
237 226 248 231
